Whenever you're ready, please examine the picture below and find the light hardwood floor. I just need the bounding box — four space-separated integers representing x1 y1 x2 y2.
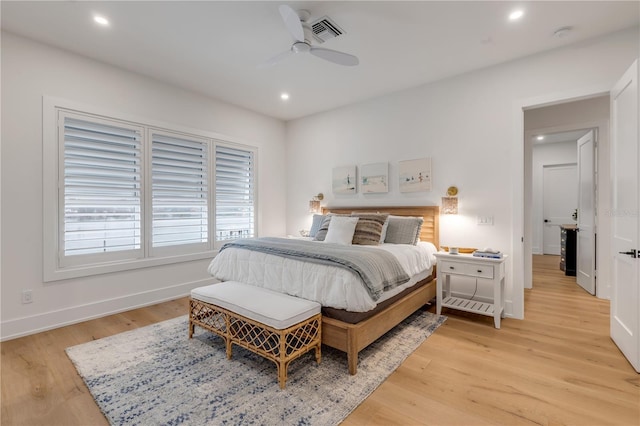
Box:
2 255 638 425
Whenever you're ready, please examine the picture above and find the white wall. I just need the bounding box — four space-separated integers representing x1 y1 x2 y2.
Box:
0 33 287 340
285 27 639 318
530 141 578 254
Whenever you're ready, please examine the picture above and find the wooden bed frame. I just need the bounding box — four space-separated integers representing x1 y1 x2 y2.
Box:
320 206 440 374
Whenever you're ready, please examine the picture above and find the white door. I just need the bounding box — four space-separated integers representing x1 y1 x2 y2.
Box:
576 131 596 294
610 59 639 372
542 164 577 255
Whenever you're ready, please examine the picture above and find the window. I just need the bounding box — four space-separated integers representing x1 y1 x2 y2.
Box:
44 102 257 281
215 145 255 242
61 114 143 266
151 132 209 252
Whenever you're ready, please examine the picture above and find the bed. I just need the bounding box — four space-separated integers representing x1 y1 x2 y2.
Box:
207 206 440 374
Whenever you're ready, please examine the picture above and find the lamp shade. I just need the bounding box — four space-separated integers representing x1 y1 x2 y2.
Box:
309 199 321 213
441 196 458 214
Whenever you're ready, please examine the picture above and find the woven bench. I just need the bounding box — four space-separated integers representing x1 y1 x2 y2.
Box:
189 281 322 389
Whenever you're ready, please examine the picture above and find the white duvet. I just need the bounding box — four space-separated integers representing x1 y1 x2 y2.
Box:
207 240 438 312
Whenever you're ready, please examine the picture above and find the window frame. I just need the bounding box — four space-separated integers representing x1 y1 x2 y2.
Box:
214 144 256 248
43 97 258 282
58 111 146 267
147 128 212 258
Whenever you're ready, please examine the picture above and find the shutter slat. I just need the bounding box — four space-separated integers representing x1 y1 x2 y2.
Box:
63 116 142 256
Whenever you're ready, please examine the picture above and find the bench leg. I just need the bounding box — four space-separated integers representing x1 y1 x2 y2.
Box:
226 339 233 360
188 320 195 338
314 344 322 365
277 361 287 389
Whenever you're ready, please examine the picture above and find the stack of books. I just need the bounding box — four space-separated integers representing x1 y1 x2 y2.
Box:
472 250 503 259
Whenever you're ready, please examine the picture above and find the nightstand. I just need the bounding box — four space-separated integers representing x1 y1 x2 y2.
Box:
434 252 508 329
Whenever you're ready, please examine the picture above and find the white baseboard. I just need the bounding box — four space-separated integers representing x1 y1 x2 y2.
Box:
0 277 217 341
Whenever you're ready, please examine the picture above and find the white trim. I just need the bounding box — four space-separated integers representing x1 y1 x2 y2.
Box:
512 83 612 320
0 277 218 341
524 120 609 295
46 249 219 282
42 95 258 281
43 96 256 148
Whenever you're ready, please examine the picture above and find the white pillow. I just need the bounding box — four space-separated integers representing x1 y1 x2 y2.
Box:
324 216 359 245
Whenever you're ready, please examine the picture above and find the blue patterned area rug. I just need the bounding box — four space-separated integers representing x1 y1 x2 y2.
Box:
66 310 445 425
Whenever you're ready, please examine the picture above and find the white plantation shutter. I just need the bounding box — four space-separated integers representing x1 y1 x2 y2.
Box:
215 145 255 242
152 133 208 249
46 104 260 280
62 115 142 259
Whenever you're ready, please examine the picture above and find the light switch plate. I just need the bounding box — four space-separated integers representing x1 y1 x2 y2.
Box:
477 216 494 225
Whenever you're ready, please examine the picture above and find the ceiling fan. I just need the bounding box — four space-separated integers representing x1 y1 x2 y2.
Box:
261 5 359 67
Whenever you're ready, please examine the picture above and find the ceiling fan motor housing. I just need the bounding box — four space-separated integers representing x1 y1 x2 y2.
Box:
292 41 311 53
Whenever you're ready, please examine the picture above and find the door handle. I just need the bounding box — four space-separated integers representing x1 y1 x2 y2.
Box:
619 250 638 258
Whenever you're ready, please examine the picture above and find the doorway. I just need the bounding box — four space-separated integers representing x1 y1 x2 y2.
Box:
523 95 611 299
542 163 577 255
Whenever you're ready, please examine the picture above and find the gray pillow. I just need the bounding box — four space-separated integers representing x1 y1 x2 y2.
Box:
313 215 333 241
384 215 423 245
309 214 325 238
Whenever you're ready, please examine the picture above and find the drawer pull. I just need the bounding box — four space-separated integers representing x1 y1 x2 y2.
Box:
477 269 483 273
449 266 455 270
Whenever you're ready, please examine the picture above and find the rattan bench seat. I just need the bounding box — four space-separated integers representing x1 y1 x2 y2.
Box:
189 281 322 389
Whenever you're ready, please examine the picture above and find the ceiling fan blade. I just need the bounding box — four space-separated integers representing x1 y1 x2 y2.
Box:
278 4 304 42
258 49 293 68
309 47 359 66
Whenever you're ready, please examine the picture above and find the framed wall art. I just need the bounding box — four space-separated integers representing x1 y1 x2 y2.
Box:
398 157 432 192
360 162 388 193
332 165 357 194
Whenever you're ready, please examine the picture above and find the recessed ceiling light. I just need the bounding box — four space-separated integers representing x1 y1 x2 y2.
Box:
509 10 524 21
280 93 290 100
537 135 545 141
93 15 110 26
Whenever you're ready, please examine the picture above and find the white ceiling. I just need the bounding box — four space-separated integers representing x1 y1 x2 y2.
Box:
2 1 638 121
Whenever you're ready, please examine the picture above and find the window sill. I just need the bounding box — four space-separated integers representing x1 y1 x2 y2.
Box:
44 249 220 283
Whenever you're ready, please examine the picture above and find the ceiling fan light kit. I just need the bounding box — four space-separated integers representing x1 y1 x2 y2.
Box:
261 4 359 68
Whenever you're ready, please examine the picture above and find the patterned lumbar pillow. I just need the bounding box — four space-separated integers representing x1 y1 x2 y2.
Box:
350 213 389 245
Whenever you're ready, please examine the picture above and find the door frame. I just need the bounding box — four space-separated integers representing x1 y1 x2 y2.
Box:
523 119 609 296
513 85 612 320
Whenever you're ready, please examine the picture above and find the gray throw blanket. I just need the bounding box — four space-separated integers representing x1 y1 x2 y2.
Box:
219 237 410 301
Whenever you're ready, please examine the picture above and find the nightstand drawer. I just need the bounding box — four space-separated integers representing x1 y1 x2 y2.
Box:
440 261 495 279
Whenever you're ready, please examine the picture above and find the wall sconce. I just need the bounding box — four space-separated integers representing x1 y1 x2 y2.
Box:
309 193 324 213
441 186 458 214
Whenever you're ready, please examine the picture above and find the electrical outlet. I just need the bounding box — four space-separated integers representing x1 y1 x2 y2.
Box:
22 289 33 304
477 216 494 225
